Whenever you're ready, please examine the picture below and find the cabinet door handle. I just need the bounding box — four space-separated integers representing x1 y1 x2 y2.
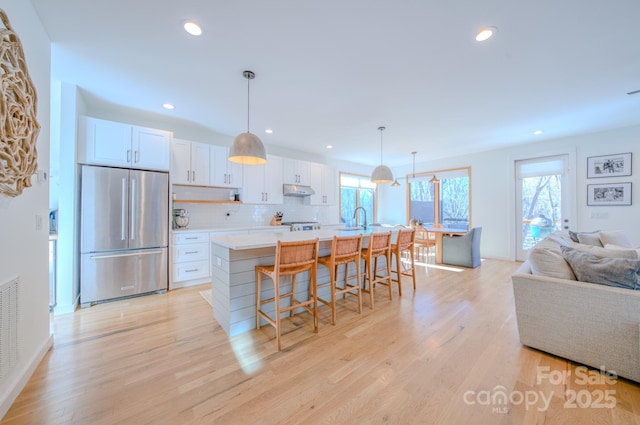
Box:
185 251 199 254
135 150 140 163
185 269 199 273
185 237 198 240
127 149 132 163
192 171 196 182
187 170 190 182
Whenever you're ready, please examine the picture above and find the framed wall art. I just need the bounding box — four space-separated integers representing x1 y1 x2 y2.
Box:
587 182 632 206
587 152 632 179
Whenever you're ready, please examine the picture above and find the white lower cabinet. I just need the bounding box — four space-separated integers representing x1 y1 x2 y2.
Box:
171 232 210 288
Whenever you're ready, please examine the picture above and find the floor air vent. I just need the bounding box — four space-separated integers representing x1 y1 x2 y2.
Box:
0 277 19 380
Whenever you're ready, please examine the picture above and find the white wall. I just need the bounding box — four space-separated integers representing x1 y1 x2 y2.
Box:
0 2 53 419
378 126 640 260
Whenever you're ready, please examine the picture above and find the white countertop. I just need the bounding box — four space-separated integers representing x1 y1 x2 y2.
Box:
172 225 276 234
210 227 399 250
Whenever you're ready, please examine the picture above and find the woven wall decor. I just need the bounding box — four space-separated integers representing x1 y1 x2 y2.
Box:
0 8 40 197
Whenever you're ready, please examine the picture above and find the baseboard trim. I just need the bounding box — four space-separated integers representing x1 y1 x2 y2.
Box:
0 333 54 420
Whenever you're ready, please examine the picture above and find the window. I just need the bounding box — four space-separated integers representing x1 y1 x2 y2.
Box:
408 167 470 230
339 173 376 226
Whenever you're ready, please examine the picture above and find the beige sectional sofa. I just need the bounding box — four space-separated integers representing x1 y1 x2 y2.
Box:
512 230 640 382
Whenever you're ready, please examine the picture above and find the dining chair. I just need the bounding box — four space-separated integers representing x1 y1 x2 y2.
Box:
361 231 393 309
390 228 416 295
255 238 319 351
316 234 363 325
413 225 435 263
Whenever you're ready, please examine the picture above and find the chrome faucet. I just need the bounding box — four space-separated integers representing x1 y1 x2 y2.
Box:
353 207 368 230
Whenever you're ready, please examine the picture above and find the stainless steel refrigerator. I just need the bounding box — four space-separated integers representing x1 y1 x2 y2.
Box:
80 165 169 304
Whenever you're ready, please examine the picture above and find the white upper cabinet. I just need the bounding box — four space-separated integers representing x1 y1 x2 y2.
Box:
309 163 337 205
282 158 310 185
131 126 172 171
78 116 170 171
210 145 244 188
170 139 210 186
242 155 284 204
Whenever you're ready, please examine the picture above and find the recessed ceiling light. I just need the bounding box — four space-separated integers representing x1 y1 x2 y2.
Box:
533 130 543 135
162 103 175 110
326 145 333 149
476 26 497 42
265 129 273 134
183 20 202 36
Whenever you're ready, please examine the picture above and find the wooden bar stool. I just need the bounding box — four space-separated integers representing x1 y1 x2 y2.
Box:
317 234 363 325
255 238 319 351
390 228 416 296
361 231 392 310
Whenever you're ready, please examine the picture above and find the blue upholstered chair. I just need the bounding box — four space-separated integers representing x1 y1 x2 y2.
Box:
442 227 482 268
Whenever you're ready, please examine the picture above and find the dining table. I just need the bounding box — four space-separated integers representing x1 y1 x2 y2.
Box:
417 225 467 264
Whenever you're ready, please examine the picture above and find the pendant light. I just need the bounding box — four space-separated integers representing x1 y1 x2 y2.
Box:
429 175 440 184
228 70 267 165
391 178 401 187
370 126 393 184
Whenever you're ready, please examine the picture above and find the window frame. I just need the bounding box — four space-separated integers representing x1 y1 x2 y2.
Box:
339 172 378 225
405 166 472 230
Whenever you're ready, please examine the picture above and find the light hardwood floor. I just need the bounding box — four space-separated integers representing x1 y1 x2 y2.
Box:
3 259 640 424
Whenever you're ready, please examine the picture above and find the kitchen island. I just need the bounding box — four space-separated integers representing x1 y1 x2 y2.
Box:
209 227 399 336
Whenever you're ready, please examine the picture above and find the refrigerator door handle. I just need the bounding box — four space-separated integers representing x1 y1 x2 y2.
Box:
89 250 164 260
121 178 127 241
130 177 136 240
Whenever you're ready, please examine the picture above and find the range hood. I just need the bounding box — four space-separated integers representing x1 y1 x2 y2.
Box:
283 184 315 197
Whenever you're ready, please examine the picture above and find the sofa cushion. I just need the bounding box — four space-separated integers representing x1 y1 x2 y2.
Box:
569 229 599 243
529 247 576 280
599 230 634 249
572 243 638 259
560 246 640 289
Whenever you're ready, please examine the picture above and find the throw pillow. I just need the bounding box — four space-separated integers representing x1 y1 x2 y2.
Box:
568 229 599 243
576 232 603 247
599 230 634 249
560 246 640 290
529 247 576 280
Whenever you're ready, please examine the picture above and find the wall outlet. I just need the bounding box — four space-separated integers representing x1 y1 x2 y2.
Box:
590 211 608 219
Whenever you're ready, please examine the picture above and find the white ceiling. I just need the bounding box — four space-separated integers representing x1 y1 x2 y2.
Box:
31 0 640 168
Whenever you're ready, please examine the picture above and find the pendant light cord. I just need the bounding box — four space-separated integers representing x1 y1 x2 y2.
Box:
246 76 250 133
412 151 417 178
378 126 385 165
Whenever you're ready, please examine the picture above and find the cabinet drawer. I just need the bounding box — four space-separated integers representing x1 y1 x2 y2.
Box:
172 260 210 282
173 243 209 263
173 232 209 244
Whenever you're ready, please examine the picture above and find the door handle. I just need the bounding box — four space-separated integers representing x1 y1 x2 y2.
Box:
192 171 195 182
90 250 164 259
121 178 127 240
135 150 140 163
130 178 136 240
127 149 132 163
